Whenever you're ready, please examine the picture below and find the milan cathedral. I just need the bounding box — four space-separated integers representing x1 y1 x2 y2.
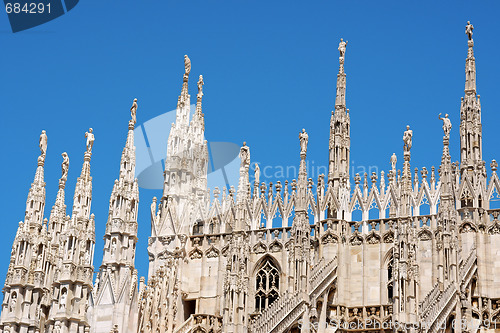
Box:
2 22 500 333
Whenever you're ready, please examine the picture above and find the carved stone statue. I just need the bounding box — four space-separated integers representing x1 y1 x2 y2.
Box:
39 130 47 156
254 163 260 184
438 113 452 138
37 253 43 269
184 55 191 75
403 125 413 152
197 75 204 96
130 98 138 124
338 38 348 58
465 21 474 40
239 142 250 168
54 322 61 333
151 197 157 224
9 293 16 312
390 153 397 171
84 251 90 265
299 129 309 154
85 128 95 153
59 289 67 309
111 239 117 256
61 152 69 181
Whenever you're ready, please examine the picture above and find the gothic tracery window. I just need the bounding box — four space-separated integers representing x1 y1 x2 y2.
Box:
255 259 280 312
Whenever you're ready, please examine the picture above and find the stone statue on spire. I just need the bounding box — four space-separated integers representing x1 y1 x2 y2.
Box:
338 38 348 59
197 75 204 97
130 98 138 124
403 125 413 152
254 163 260 184
438 113 452 138
239 142 250 169
390 153 397 172
39 130 47 156
85 128 95 153
465 21 474 40
184 55 191 75
299 129 309 155
61 152 69 181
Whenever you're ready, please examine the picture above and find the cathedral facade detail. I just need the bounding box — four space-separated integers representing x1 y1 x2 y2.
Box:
2 22 500 333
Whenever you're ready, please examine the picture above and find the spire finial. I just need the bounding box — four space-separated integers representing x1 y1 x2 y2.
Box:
403 125 413 158
196 75 204 117
179 55 191 107
184 54 191 75
39 130 47 159
239 142 250 169
338 38 348 61
299 128 308 158
130 98 138 127
85 128 95 154
61 152 69 182
197 75 204 97
466 21 474 41
438 113 452 139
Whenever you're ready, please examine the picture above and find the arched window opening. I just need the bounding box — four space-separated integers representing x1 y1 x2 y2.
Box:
387 257 394 303
255 259 280 312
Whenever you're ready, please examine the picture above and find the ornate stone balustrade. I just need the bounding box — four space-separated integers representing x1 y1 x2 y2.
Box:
419 282 440 314
250 291 305 333
459 249 477 283
309 258 326 283
309 257 337 296
421 283 457 332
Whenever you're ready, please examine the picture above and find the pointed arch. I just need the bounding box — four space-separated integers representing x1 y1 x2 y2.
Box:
253 256 281 312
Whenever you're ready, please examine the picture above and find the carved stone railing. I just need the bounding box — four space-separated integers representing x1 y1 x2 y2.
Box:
309 257 337 296
249 257 338 333
459 248 477 283
249 291 305 333
430 283 458 333
309 258 326 282
421 283 457 333
174 314 194 333
419 282 440 314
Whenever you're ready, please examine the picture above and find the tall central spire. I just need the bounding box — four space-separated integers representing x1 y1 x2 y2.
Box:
460 21 483 171
328 38 351 211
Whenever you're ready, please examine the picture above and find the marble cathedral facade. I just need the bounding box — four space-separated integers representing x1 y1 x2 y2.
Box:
2 22 500 333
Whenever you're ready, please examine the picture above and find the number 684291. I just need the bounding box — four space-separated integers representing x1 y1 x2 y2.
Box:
5 3 51 14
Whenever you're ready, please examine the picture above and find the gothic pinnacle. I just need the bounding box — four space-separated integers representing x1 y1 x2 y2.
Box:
196 74 204 116
335 38 348 108
179 55 191 107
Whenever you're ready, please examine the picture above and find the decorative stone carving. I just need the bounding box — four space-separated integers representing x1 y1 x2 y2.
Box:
403 125 413 152
438 113 452 138
130 98 138 124
466 21 474 40
189 247 203 260
338 38 348 59
299 129 308 155
39 130 47 156
254 163 260 184
184 54 191 75
239 142 250 168
61 152 69 181
85 128 95 153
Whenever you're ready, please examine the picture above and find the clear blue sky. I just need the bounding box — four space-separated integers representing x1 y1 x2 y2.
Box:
1 0 500 286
